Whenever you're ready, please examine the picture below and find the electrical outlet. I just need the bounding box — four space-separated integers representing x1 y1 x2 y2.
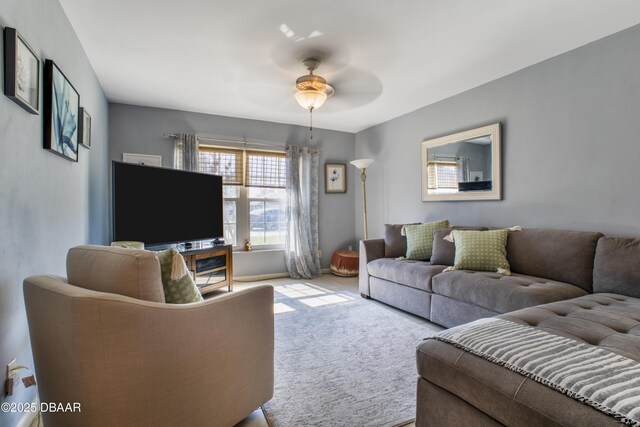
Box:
318 250 323 258
348 245 353 251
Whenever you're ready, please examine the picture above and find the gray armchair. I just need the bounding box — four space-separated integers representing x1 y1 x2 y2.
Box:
23 245 274 427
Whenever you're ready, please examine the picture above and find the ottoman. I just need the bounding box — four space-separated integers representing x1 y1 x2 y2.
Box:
331 250 359 277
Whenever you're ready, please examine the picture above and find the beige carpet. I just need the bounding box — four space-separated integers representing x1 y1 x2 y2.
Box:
231 274 443 427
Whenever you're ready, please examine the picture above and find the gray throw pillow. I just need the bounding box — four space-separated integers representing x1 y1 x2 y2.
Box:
593 236 640 298
430 229 457 266
384 223 418 258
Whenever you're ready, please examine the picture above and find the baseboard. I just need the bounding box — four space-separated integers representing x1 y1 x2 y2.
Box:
233 272 290 282
233 269 332 282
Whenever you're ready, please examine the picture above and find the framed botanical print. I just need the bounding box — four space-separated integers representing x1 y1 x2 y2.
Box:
325 163 346 193
43 59 80 161
3 27 40 114
79 107 92 148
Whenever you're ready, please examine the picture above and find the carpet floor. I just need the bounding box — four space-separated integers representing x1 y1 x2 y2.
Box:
239 275 443 427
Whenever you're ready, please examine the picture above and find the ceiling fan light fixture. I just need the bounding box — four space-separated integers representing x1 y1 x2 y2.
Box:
295 88 328 110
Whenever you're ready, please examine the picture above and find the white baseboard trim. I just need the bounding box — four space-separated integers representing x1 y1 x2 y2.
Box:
233 272 289 282
233 268 332 282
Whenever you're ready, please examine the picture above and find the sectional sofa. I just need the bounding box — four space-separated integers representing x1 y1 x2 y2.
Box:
359 227 603 327
359 227 640 426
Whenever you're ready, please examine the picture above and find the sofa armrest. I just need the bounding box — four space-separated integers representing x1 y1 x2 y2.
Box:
359 238 385 297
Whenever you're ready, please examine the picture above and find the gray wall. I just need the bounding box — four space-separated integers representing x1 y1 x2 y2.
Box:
355 24 640 241
109 103 356 275
0 0 109 423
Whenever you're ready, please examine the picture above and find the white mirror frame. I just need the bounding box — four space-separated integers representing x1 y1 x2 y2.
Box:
421 122 501 202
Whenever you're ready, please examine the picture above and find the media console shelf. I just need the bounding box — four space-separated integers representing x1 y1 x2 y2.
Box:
179 243 233 295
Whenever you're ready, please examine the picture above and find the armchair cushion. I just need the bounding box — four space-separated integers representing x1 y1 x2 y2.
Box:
67 245 165 303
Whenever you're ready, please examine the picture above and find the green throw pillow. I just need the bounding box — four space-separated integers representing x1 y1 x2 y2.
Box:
451 229 511 274
403 220 450 260
156 249 203 304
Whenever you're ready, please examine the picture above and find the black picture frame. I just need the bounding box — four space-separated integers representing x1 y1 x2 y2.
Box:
79 107 92 149
43 59 80 162
3 27 40 114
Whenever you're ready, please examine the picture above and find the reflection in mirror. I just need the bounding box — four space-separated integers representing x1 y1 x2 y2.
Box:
421 123 501 201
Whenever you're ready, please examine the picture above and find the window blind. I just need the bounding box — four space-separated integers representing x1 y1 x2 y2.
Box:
245 150 286 188
198 146 244 185
427 162 458 189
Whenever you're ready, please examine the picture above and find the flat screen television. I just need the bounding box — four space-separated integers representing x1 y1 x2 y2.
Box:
112 161 223 246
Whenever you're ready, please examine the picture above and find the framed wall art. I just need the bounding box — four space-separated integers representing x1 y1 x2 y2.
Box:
79 107 92 148
43 59 80 161
3 27 40 114
123 153 163 167
325 163 346 193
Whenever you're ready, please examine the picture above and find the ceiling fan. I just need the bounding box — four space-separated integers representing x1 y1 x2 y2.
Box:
293 58 336 140
294 57 335 111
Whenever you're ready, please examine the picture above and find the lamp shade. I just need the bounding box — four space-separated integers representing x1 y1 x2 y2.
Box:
295 89 327 110
350 158 374 169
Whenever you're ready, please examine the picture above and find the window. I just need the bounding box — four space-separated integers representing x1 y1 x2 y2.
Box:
248 187 286 246
427 161 458 194
197 146 286 248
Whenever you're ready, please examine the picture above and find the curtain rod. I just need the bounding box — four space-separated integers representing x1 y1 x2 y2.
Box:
163 133 283 149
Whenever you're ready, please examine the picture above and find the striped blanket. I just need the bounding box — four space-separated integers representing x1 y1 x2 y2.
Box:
431 318 640 426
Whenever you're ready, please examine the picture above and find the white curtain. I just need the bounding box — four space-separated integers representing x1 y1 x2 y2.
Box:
285 145 321 279
173 132 199 171
457 156 469 183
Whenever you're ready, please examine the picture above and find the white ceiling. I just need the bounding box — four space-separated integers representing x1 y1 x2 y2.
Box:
59 0 640 133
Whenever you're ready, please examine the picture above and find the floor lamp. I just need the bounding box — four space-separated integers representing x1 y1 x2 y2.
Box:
350 159 374 240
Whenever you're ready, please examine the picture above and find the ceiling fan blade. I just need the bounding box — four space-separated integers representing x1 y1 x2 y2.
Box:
322 66 383 112
270 37 351 74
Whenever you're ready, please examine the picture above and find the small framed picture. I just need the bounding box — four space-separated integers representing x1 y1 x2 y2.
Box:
79 108 92 148
325 163 346 193
123 153 163 167
3 27 40 114
469 171 484 182
44 60 80 161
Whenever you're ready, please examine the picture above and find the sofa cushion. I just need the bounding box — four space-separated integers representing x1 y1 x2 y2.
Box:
67 245 165 303
384 223 418 258
506 228 603 292
404 220 450 260
593 236 640 298
430 227 488 266
367 258 446 292
431 270 588 314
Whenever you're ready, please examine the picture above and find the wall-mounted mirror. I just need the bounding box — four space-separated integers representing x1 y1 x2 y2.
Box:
421 122 501 201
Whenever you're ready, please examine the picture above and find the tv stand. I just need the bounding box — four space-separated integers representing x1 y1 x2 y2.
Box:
178 242 233 295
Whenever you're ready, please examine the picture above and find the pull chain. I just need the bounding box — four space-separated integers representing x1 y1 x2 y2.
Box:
309 107 314 141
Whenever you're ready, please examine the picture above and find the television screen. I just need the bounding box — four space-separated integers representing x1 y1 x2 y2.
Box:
113 161 223 246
